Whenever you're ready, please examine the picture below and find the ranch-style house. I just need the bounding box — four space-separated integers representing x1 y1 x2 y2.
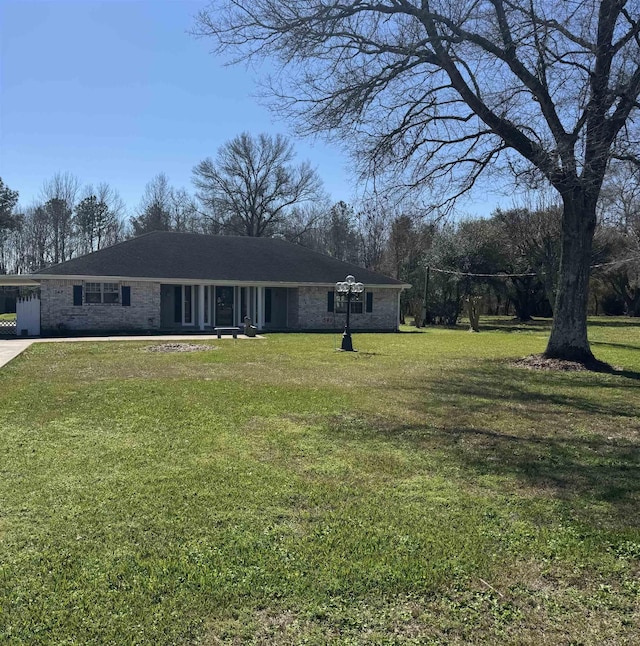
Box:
3 232 408 335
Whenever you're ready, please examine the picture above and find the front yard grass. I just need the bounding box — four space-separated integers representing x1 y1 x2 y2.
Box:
1 318 639 644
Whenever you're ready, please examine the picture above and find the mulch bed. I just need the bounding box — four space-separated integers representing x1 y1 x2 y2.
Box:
145 343 216 353
512 353 616 372
512 354 588 371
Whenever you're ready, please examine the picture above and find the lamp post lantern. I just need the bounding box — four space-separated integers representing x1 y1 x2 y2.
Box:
335 275 364 351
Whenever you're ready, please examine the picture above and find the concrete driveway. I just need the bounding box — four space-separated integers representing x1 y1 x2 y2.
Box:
0 333 263 370
0 339 34 369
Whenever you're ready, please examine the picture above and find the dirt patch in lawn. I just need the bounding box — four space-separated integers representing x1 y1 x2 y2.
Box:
144 343 217 353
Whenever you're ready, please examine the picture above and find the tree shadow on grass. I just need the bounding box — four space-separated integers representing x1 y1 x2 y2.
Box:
432 425 636 514
320 417 639 530
328 420 639 530
612 368 640 380
321 362 640 527
477 318 552 333
591 340 640 354
587 318 640 328
411 362 640 419
476 317 640 332
424 365 638 522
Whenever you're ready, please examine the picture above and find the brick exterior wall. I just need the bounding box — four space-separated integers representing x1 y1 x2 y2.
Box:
39 281 400 334
40 279 161 333
296 286 399 331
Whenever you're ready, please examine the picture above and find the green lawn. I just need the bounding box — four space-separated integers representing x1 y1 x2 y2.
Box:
0 313 16 321
1 319 639 645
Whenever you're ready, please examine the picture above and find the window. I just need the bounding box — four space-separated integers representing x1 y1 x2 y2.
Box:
183 286 193 324
335 291 363 314
85 282 101 304
103 283 119 304
84 282 119 304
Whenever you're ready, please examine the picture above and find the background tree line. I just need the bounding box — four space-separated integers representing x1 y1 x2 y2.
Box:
2 138 640 323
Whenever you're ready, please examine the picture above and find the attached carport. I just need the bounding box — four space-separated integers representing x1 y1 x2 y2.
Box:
0 276 41 337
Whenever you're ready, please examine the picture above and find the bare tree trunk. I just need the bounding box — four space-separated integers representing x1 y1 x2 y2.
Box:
545 192 596 363
467 297 481 332
510 276 534 322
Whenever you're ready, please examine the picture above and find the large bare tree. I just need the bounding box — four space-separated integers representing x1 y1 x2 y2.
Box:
130 173 175 236
0 178 21 274
195 0 640 362
74 183 125 253
130 173 202 235
0 178 19 233
40 172 80 264
192 132 324 237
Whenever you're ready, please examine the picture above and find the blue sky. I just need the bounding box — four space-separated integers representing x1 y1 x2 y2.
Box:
1 0 503 216
1 0 358 211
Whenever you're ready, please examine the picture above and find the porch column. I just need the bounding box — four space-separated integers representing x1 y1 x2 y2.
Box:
253 287 258 323
257 287 264 330
198 285 205 331
235 286 241 326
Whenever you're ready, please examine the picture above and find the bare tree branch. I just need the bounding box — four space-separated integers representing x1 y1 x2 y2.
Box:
192 132 325 236
194 0 640 361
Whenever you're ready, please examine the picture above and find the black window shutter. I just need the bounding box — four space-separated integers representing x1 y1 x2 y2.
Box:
174 285 182 323
366 292 373 313
327 291 334 312
265 288 272 323
73 285 83 306
121 286 131 306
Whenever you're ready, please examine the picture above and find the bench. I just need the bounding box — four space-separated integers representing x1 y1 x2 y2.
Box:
214 326 241 339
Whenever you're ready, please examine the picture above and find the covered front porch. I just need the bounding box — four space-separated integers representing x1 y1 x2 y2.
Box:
159 284 289 332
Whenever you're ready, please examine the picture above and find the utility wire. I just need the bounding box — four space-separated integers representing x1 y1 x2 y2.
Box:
591 254 640 269
429 267 537 278
427 254 640 278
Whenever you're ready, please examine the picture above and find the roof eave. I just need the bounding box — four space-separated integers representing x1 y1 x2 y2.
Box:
31 274 409 289
0 275 41 286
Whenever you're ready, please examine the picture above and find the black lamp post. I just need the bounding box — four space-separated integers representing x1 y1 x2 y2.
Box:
335 275 364 351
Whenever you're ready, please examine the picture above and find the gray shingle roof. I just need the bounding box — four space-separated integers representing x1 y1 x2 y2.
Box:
35 232 405 286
